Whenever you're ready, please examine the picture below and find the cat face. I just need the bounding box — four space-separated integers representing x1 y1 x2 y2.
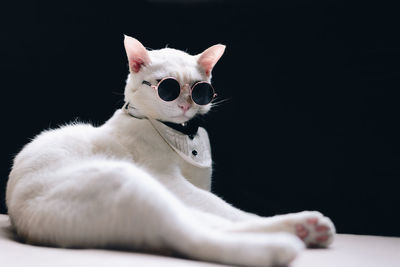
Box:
123 35 225 124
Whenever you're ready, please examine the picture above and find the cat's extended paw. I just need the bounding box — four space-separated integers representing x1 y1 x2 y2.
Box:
292 211 335 248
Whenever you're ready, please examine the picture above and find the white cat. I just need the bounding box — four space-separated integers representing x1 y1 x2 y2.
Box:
6 35 335 267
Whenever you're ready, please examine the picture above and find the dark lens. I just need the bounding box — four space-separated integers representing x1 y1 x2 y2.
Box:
158 78 180 101
192 82 214 105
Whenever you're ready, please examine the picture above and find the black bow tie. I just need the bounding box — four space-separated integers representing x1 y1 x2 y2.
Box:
160 117 202 138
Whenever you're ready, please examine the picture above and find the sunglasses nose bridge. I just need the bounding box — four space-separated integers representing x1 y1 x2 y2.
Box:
181 83 190 91
180 83 191 95
179 84 192 103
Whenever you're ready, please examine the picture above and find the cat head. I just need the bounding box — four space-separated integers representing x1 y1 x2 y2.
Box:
123 35 225 124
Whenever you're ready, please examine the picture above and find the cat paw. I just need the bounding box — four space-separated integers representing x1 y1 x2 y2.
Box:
292 211 335 247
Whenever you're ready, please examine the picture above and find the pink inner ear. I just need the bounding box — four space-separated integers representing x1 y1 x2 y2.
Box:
124 35 150 73
198 44 226 76
131 59 144 73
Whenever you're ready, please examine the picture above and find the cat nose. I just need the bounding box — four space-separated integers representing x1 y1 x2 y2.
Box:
178 103 191 112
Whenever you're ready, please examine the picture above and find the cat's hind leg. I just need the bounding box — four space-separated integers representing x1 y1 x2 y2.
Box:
7 158 303 267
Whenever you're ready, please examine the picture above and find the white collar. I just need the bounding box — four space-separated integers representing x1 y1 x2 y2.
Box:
149 119 211 168
123 103 212 168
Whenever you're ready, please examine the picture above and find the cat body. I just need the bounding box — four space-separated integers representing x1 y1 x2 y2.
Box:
6 36 335 267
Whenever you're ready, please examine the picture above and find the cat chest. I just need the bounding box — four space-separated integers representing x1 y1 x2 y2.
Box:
146 119 213 190
149 119 212 169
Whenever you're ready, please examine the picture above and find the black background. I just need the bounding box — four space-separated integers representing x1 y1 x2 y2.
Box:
2 1 400 237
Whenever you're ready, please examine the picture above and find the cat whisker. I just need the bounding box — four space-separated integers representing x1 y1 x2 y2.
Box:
211 97 230 109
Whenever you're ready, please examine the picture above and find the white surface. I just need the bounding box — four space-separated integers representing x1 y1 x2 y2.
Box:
0 214 399 267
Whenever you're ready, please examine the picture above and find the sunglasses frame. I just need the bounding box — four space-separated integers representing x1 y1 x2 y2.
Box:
142 77 217 105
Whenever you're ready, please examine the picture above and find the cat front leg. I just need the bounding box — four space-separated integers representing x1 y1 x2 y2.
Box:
162 175 260 222
164 177 334 247
223 211 335 248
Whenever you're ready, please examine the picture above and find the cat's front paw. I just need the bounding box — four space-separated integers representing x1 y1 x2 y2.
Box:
292 211 335 248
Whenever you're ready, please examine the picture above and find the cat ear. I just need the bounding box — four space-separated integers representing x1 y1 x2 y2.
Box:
123 35 150 73
197 44 226 76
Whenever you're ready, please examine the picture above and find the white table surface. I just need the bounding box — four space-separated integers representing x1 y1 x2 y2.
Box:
1 214 399 267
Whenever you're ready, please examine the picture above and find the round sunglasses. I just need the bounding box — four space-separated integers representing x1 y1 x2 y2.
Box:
142 77 216 105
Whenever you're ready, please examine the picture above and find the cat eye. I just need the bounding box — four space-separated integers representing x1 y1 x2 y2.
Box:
142 77 216 105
